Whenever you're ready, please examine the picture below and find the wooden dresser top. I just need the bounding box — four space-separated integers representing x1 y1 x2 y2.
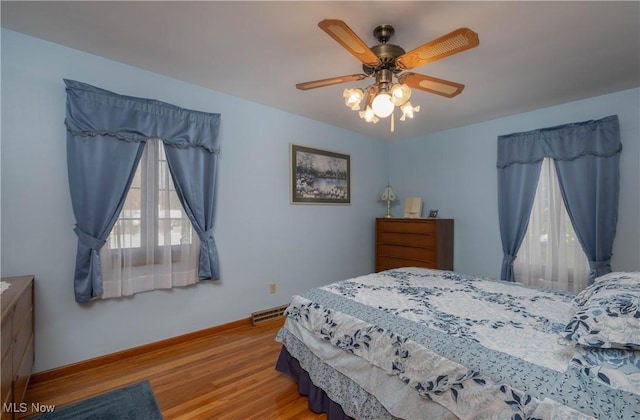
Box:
1 275 34 321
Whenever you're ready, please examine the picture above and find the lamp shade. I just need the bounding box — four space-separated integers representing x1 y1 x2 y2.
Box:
380 184 397 201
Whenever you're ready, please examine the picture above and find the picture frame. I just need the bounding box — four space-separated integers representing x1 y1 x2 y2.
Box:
404 197 423 218
428 209 439 218
290 143 350 205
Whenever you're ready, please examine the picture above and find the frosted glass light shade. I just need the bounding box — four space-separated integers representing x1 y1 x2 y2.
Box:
343 88 364 110
400 102 420 121
359 106 379 123
390 83 411 106
371 93 394 118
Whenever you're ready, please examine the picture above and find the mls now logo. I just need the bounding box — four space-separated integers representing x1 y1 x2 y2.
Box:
3 402 56 413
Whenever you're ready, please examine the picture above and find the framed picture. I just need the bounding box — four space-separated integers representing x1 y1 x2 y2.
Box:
290 143 350 204
428 209 439 218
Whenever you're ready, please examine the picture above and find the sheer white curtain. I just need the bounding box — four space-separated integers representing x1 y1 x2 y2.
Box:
100 139 200 298
514 158 589 292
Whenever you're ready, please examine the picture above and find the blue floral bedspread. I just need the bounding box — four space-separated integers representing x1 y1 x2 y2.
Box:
282 268 640 419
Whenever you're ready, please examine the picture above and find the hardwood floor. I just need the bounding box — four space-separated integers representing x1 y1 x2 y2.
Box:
20 318 325 419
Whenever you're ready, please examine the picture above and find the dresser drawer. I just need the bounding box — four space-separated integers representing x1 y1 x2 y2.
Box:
377 232 435 248
1 352 12 410
14 336 34 404
1 387 13 420
377 256 437 271
1 315 12 362
378 220 436 234
12 284 32 335
377 245 436 262
12 308 32 371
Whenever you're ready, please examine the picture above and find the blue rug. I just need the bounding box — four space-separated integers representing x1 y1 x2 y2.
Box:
32 380 163 419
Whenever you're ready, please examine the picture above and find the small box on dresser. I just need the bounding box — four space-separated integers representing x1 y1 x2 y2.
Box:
375 218 453 272
1 276 34 420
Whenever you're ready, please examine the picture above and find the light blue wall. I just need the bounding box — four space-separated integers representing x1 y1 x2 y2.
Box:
1 30 389 372
3 29 639 373
390 88 640 278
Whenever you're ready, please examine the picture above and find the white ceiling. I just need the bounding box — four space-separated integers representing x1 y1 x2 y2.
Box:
2 1 639 141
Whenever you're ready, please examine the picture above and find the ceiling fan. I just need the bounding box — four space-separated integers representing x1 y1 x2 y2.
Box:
296 20 479 128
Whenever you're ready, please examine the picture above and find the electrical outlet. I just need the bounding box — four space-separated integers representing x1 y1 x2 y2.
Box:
269 282 276 294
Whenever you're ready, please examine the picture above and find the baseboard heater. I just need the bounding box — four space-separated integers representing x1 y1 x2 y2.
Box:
251 304 288 325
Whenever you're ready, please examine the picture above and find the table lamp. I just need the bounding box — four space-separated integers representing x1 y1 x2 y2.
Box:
380 184 398 218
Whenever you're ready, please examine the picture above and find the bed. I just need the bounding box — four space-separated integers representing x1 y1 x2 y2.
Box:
275 267 640 419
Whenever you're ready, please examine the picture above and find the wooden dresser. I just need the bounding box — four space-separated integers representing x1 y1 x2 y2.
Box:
375 218 454 272
1 276 34 420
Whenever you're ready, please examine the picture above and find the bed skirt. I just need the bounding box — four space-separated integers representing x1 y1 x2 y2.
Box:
275 346 353 420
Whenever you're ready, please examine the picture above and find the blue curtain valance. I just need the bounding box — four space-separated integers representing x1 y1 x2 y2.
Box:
64 79 221 153
496 115 621 168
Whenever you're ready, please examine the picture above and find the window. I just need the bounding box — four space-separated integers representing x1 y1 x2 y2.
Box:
100 139 200 298
107 140 195 256
65 79 221 303
514 158 589 292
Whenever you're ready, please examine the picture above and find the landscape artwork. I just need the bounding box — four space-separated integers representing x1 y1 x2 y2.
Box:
290 144 350 204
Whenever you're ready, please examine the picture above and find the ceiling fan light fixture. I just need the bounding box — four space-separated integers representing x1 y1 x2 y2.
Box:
400 102 420 121
371 92 394 118
343 88 364 110
390 83 411 106
359 106 379 123
299 19 479 132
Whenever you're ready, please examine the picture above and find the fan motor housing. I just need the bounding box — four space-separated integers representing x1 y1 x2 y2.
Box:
363 43 406 75
362 24 406 75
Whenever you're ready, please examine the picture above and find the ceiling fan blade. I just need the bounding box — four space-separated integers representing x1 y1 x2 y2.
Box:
395 28 479 70
398 72 465 98
296 74 368 90
318 19 380 67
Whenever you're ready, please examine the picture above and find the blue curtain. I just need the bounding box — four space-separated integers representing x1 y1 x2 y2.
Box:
497 115 621 283
164 145 220 279
497 162 542 283
65 79 221 303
